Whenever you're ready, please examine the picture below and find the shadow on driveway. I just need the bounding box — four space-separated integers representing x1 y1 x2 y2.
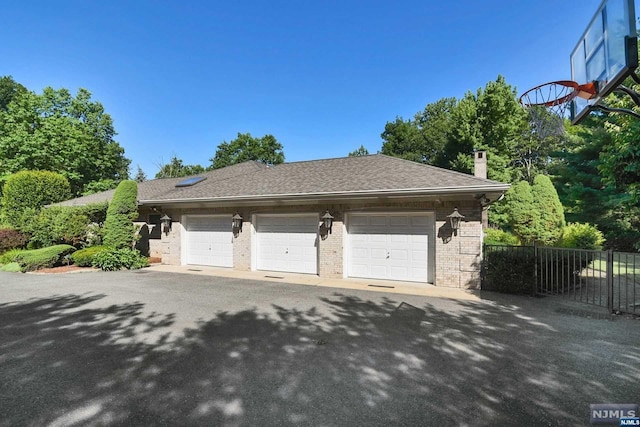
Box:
1 281 638 426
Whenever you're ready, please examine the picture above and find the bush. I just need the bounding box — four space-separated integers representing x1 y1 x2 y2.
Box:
92 248 148 271
103 180 138 249
28 207 90 248
13 244 76 272
80 202 109 224
558 223 605 250
0 248 25 264
0 262 21 272
484 229 520 246
1 170 71 229
482 247 536 294
531 175 565 245
71 245 108 267
0 228 29 253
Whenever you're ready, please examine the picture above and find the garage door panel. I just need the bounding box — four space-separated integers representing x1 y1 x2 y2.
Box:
390 266 409 278
256 215 318 274
186 216 233 268
371 248 387 260
391 249 408 260
411 216 430 227
389 216 409 227
348 213 433 283
390 234 408 243
369 216 387 226
371 265 388 277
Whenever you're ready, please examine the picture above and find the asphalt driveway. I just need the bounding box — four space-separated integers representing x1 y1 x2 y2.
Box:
0 270 638 426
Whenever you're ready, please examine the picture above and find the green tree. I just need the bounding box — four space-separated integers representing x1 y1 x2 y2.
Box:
348 145 369 157
210 133 285 169
514 106 565 183
0 80 130 195
531 174 565 245
380 76 529 183
549 78 640 251
134 165 147 182
1 170 70 230
0 76 27 111
83 179 118 196
505 181 538 245
155 156 206 178
550 119 608 225
380 117 423 162
103 180 138 249
381 98 456 165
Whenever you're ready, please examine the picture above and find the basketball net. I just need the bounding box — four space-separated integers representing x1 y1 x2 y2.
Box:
519 81 597 137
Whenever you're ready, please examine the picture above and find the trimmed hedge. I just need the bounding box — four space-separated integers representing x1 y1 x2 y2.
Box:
483 245 596 295
13 245 76 272
71 245 108 267
483 247 536 294
92 248 148 271
103 180 138 249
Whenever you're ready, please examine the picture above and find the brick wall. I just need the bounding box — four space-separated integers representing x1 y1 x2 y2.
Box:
157 200 483 288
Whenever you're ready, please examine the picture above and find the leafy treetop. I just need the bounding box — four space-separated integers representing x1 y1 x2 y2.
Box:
210 133 284 169
0 78 130 195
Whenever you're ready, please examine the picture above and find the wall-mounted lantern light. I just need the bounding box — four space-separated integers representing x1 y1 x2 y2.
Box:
446 208 465 232
160 214 172 235
232 213 243 233
321 210 334 234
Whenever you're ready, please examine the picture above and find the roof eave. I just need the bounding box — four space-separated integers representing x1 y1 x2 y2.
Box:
138 184 510 205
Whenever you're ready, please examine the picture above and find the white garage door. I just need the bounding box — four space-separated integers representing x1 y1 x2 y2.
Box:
185 215 233 267
256 214 318 274
347 213 434 283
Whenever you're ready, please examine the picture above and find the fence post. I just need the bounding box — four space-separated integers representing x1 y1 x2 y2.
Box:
481 244 485 290
532 243 538 297
607 249 614 313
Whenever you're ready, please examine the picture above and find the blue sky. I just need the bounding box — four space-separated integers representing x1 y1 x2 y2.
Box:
1 0 614 177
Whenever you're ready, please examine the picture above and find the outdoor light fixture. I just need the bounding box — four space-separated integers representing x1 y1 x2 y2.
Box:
446 208 465 232
232 213 243 232
321 210 334 234
160 214 172 235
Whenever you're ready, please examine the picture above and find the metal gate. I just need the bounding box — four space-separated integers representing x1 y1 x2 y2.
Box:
482 245 640 315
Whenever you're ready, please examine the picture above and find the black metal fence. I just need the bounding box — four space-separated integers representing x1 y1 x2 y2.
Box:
482 245 640 315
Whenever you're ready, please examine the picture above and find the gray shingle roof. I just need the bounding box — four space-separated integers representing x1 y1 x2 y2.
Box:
57 155 509 206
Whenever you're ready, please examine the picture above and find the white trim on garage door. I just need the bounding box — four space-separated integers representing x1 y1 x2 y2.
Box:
184 215 233 267
347 212 435 283
254 214 318 274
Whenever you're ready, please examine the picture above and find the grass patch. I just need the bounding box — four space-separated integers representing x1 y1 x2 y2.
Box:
589 259 640 276
0 262 21 272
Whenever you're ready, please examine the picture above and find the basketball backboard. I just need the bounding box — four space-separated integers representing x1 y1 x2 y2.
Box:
570 0 638 124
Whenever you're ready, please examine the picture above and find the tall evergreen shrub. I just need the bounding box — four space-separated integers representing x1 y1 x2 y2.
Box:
103 180 138 249
531 174 565 245
506 181 537 244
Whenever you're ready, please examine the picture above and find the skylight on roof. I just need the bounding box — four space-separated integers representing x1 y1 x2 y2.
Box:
175 176 207 187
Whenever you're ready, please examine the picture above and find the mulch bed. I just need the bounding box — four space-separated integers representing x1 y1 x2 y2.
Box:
31 265 98 274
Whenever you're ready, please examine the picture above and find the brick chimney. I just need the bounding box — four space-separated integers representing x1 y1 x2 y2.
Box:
474 151 489 228
474 151 487 179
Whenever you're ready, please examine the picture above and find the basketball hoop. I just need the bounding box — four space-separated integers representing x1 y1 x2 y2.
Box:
520 81 597 137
